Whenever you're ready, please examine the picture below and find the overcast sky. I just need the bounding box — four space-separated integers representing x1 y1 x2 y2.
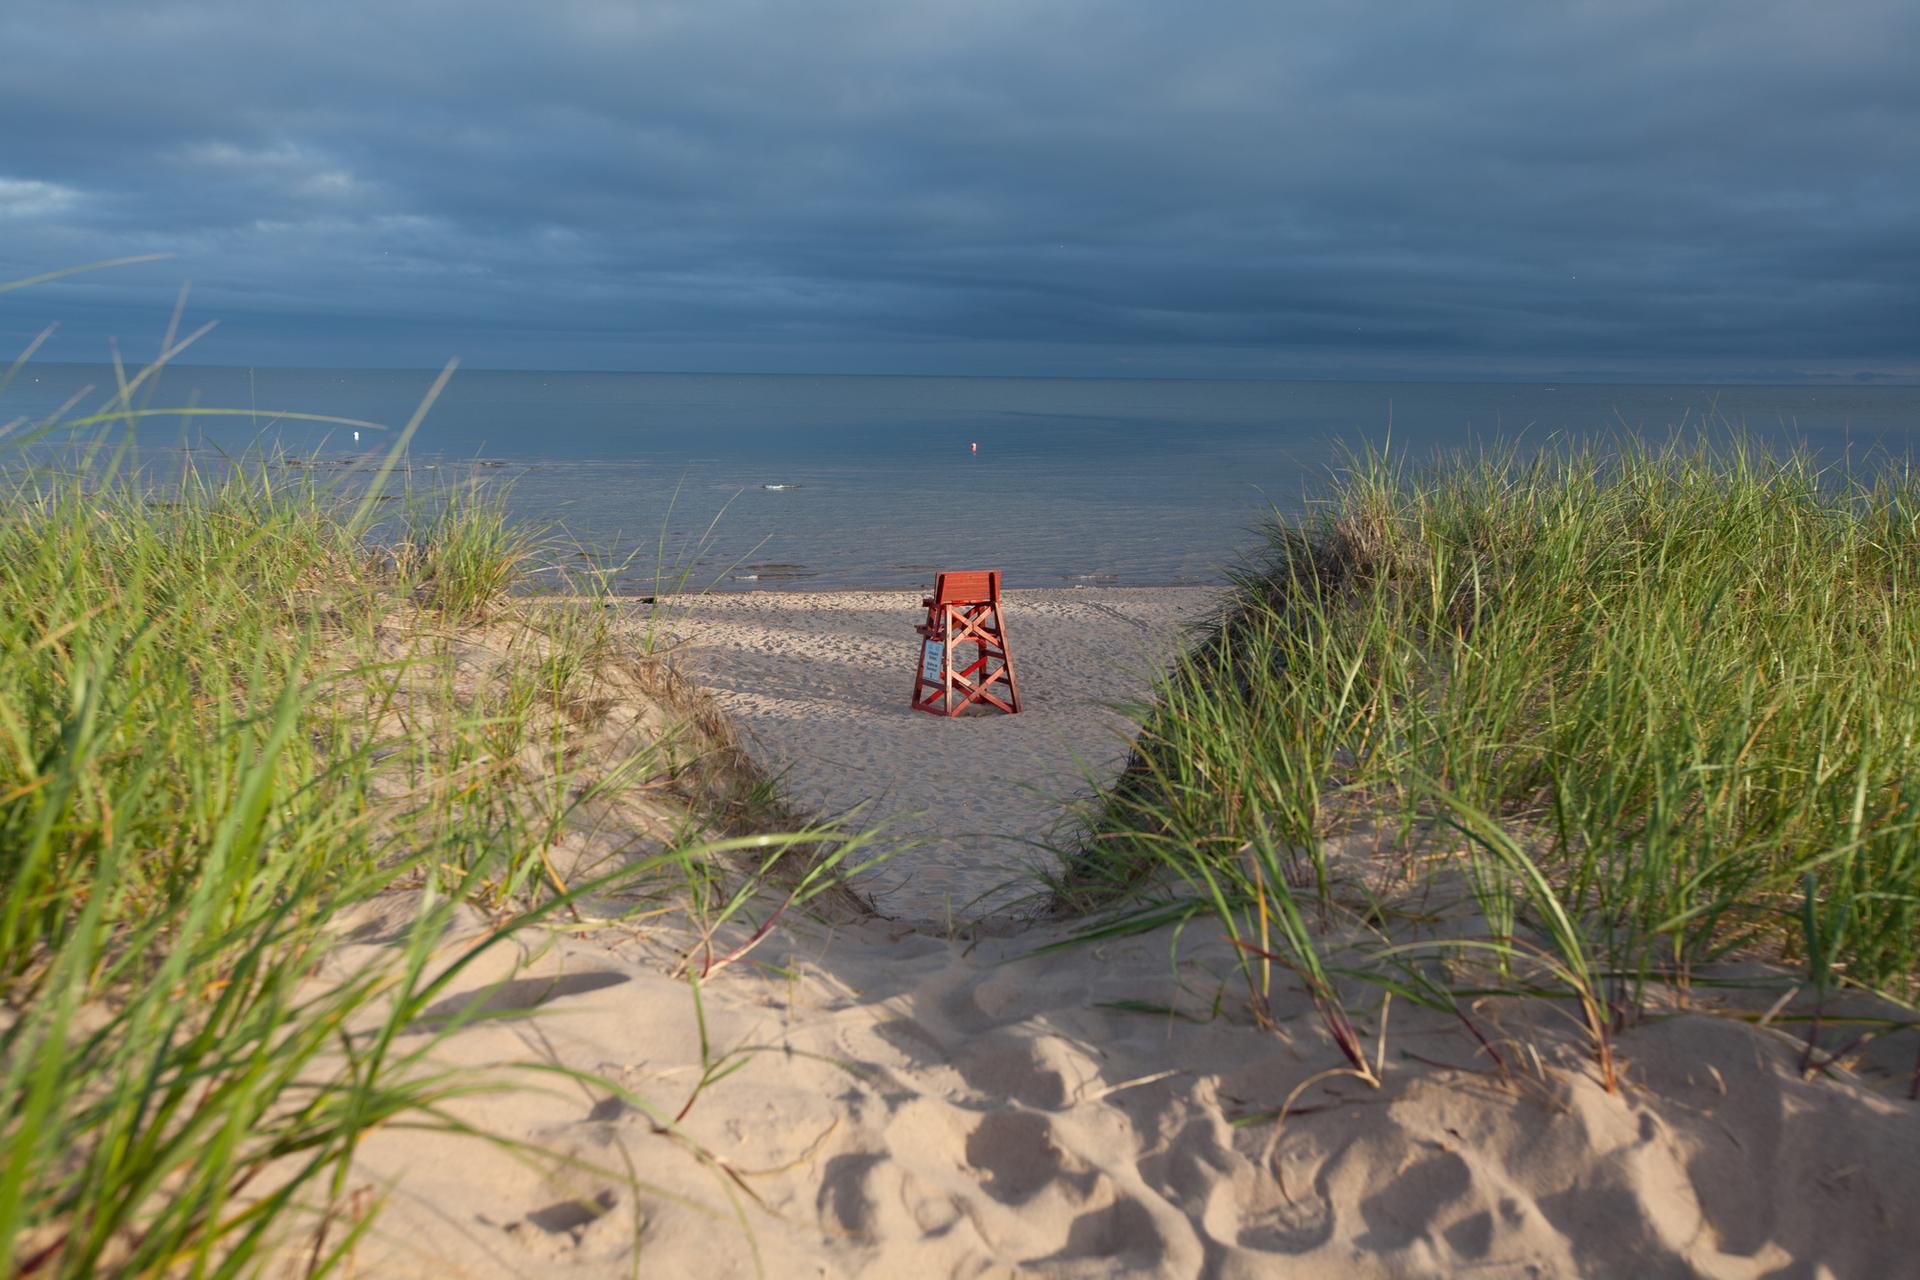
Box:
1 0 1914 381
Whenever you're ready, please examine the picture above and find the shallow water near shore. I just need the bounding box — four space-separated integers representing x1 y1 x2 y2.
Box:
9 365 1917 590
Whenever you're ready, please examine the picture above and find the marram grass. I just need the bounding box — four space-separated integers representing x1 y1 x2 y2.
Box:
0 450 861 1276
1070 435 1920 1081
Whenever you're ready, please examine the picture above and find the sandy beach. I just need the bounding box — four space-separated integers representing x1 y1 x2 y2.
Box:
653 587 1218 922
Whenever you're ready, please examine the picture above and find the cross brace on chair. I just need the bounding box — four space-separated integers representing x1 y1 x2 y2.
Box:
912 570 1022 716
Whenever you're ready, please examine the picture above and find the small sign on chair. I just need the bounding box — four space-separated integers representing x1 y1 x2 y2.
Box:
912 570 1022 717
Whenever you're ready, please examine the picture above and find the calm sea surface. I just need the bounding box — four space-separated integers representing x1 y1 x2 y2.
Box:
7 366 1917 591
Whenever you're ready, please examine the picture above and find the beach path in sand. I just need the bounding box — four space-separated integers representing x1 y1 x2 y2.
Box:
654 586 1218 921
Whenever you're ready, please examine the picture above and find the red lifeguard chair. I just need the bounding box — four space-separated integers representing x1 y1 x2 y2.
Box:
912 570 1022 716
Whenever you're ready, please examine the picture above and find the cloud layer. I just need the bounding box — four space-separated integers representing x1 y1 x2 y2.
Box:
2 0 1915 379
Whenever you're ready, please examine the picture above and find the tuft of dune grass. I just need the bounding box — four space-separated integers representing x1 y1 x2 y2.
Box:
0 450 867 1277
1067 434 1920 1080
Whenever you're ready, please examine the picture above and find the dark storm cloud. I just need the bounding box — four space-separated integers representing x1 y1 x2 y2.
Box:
1 0 1914 378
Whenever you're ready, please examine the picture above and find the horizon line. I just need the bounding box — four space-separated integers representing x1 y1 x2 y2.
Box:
14 358 1918 391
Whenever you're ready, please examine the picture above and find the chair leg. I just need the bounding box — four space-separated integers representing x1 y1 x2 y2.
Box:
994 603 1021 712
942 606 959 715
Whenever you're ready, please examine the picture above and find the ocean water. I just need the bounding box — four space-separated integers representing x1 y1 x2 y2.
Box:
6 365 1916 591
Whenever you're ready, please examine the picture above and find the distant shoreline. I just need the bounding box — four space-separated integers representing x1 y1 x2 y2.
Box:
529 583 1227 605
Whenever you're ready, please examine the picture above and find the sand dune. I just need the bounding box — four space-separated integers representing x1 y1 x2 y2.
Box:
325 587 1920 1278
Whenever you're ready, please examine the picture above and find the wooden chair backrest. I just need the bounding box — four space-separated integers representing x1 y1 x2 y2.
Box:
931 570 997 606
